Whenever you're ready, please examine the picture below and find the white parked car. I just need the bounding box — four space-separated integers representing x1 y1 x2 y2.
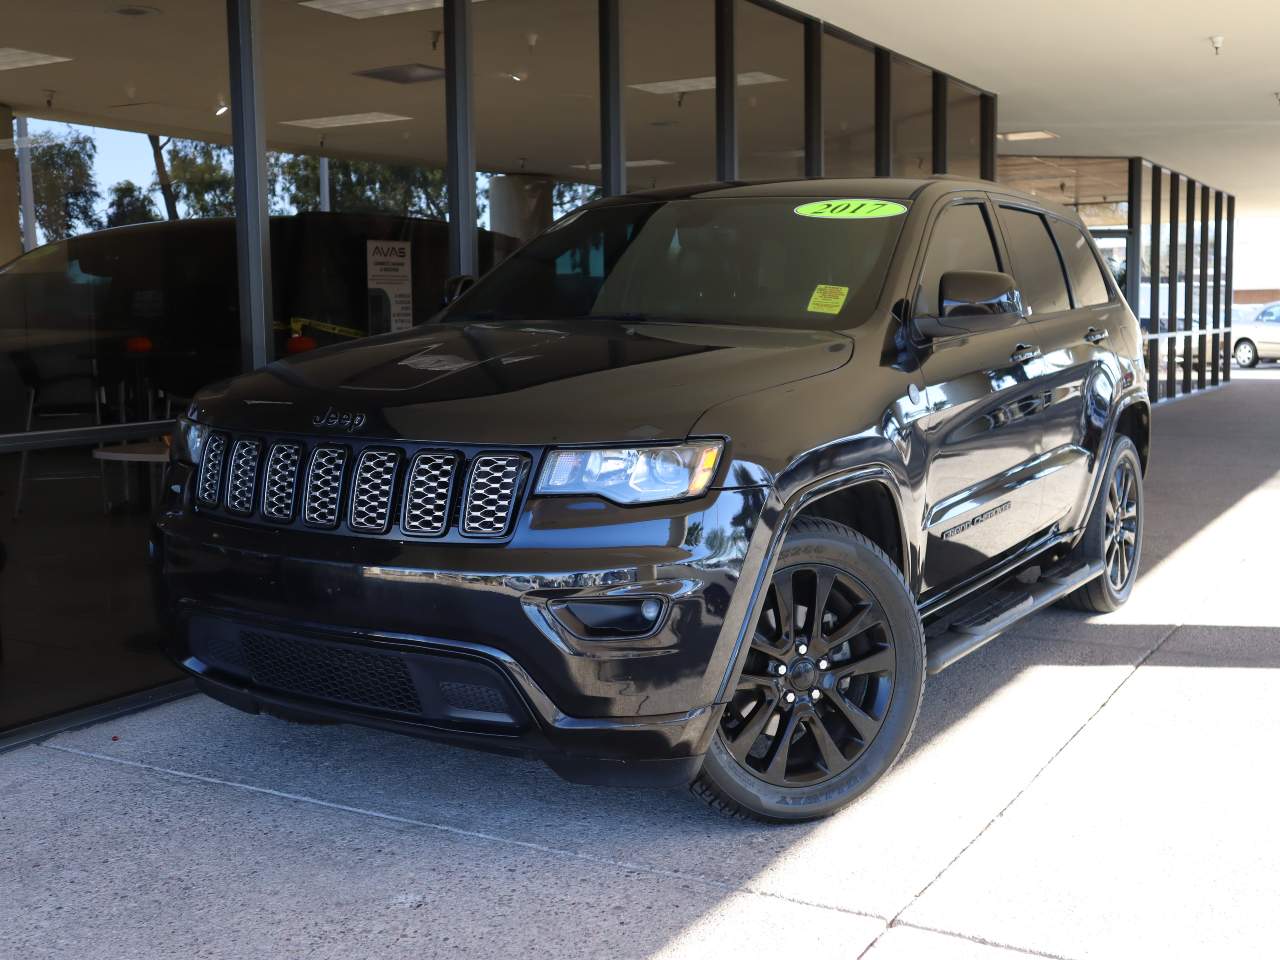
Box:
1232 302 1280 367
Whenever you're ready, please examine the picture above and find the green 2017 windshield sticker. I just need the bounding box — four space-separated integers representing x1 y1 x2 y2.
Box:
793 199 908 219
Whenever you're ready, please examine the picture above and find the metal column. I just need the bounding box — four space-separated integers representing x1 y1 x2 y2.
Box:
1211 190 1223 386
1147 165 1161 390
803 18 823 178
1166 174 1180 401
1197 184 1209 390
874 48 892 176
598 0 625 196
979 93 997 181
931 72 948 175
1182 181 1195 396
226 0 273 371
714 0 737 182
1224 195 1235 383
444 0 477 277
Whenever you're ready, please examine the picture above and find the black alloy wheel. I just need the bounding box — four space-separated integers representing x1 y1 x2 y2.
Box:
1059 434 1144 614
692 519 925 822
1104 455 1140 593
720 562 894 787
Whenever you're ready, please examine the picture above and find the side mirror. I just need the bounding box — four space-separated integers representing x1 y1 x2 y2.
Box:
915 270 1025 339
441 274 476 306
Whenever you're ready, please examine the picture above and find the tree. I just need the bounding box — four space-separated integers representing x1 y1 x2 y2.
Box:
148 134 180 220
105 180 160 227
552 181 601 219
29 129 101 241
272 153 454 220
162 139 235 218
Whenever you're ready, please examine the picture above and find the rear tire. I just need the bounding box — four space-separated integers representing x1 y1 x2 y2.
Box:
691 518 924 822
1235 339 1259 368
1060 435 1143 614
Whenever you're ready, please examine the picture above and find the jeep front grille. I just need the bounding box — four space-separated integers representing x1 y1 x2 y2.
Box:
224 439 261 515
197 432 228 505
261 443 302 521
402 452 458 536
349 449 400 532
193 433 530 541
304 446 348 528
462 454 528 537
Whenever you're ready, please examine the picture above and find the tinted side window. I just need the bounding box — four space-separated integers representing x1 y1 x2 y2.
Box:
915 202 1000 317
1049 218 1111 308
998 207 1071 316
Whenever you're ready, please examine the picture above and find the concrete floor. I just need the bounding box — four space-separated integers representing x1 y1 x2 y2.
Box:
5 372 1279 960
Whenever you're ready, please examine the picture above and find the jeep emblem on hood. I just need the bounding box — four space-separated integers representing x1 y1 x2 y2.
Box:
312 406 367 432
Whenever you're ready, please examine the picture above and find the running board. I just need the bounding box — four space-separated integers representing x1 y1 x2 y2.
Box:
924 557 1105 674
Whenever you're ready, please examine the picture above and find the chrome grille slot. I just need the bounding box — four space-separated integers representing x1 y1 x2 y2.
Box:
349 449 400 532
197 432 228 505
261 442 302 521
304 446 348 528
402 452 458 536
224 439 261 515
462 454 527 537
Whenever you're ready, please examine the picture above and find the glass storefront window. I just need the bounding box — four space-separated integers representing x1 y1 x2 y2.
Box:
947 82 982 179
998 156 1130 229
262 0 464 348
822 32 875 178
0 0 240 729
736 1 804 180
623 0 715 191
891 57 932 177
475 0 601 242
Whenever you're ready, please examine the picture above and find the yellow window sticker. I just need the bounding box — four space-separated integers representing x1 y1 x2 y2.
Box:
807 284 850 315
793 199 908 219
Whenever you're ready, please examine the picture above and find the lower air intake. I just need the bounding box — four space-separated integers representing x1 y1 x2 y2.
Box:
241 629 423 715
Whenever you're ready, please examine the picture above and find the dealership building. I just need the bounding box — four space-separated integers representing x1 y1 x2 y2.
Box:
0 0 1252 734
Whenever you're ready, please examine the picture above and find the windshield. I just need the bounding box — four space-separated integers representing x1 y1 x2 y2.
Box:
444 197 908 328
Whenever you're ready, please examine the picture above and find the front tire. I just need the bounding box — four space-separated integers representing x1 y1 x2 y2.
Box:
1060 435 1143 613
1235 339 1259 368
691 519 924 822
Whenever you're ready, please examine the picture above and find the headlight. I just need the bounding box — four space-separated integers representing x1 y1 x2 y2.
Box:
171 416 210 466
535 441 723 505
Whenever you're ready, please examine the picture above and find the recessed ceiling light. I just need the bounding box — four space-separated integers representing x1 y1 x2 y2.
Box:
298 0 487 19
997 130 1059 142
354 62 445 84
570 159 673 171
0 47 72 72
215 97 229 117
281 111 412 129
114 4 162 14
629 71 784 95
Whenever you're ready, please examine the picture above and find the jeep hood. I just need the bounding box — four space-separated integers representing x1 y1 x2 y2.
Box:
189 318 852 444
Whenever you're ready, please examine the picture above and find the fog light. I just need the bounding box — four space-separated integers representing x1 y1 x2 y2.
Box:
549 597 668 641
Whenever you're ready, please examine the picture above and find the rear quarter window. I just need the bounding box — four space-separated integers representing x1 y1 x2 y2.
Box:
1048 218 1112 308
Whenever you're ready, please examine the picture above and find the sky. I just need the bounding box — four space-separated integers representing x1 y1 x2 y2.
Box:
29 118 157 225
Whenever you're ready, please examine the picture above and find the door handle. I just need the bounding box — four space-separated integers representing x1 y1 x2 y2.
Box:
1010 343 1042 363
1084 327 1110 344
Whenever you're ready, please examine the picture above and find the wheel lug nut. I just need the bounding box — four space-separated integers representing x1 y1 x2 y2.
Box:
811 689 822 700
797 644 808 655
784 692 796 704
818 658 829 670
774 663 787 676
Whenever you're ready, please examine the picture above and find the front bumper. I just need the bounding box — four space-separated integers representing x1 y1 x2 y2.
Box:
155 481 769 787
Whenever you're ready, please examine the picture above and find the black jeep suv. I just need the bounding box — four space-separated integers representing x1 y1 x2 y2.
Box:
156 178 1149 821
